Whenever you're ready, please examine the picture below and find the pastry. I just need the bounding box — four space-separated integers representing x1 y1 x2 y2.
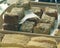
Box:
2 23 19 31
33 23 51 34
20 21 35 32
40 14 55 27
11 7 25 20
3 7 25 24
3 13 19 24
1 34 30 47
31 37 57 45
44 7 58 20
27 37 57 48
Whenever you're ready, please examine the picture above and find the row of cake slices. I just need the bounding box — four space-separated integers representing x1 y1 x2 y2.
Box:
0 33 58 48
2 6 58 35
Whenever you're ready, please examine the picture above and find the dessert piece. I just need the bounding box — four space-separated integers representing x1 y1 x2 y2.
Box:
27 37 57 48
2 23 19 31
11 7 25 20
1 34 30 47
20 21 35 32
31 37 57 45
54 29 60 36
3 14 19 24
3 7 25 24
44 7 58 20
31 7 43 18
40 14 55 27
33 23 51 34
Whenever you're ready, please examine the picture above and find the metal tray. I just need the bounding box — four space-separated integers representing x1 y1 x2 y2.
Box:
0 1 60 36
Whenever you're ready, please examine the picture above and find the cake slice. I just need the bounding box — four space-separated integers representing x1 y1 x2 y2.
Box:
44 7 58 20
3 7 25 24
33 23 51 34
1 34 30 47
20 21 35 32
40 14 55 27
27 37 57 48
2 23 19 31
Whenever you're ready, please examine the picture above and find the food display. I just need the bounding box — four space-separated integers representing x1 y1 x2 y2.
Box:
33 23 51 34
20 21 35 32
44 7 58 20
40 13 55 27
31 7 43 18
0 1 60 48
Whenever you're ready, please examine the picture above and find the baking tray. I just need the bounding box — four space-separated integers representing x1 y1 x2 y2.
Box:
0 1 60 36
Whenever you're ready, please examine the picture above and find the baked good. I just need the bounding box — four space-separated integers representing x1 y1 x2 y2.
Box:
44 7 58 20
2 23 19 31
20 21 35 32
3 13 19 24
27 37 57 48
31 37 57 45
3 7 25 24
1 34 30 47
54 29 60 36
33 23 51 34
11 7 25 20
40 14 55 27
31 7 43 18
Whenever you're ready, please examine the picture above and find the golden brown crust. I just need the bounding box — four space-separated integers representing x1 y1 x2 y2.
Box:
1 34 30 47
31 37 57 45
